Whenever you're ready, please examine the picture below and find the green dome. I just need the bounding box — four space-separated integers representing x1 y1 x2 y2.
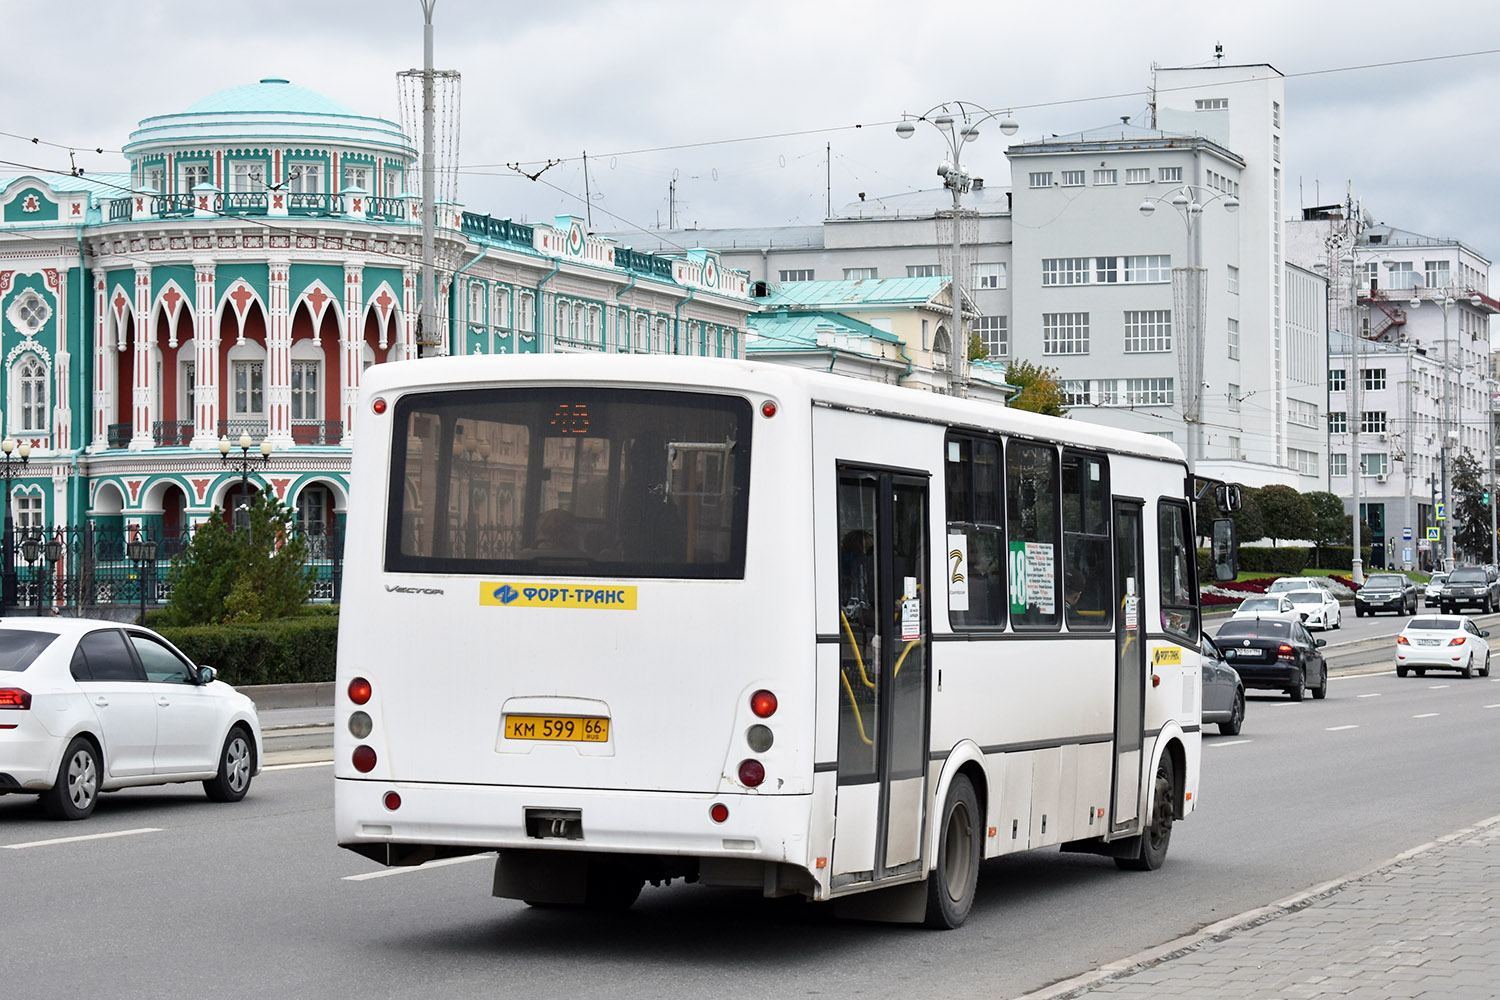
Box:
182 78 360 117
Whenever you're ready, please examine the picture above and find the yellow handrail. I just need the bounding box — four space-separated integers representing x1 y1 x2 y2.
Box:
839 610 878 690
838 668 874 746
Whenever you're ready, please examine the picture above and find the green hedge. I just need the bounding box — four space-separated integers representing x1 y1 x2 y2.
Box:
157 616 338 687
1235 547 1311 574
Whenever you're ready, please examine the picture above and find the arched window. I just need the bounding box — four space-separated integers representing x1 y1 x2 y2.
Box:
933 325 952 373
13 354 47 434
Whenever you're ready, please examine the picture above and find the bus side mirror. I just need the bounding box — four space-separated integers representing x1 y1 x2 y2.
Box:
1212 518 1238 583
1215 484 1242 513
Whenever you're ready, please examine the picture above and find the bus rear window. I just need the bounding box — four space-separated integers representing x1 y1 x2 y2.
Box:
386 387 752 579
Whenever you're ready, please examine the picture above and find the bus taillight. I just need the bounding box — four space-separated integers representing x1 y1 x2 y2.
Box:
353 746 377 772
746 724 774 752
738 759 766 787
384 792 402 811
348 677 372 705
709 803 729 823
750 689 777 718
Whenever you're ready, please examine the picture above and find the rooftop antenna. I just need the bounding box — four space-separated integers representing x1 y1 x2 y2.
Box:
1214 42 1224 65
583 150 592 229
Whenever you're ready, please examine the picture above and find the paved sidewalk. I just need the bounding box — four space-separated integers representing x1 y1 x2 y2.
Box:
1024 815 1500 1000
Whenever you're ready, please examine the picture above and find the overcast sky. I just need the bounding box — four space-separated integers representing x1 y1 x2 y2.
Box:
6 1 1500 271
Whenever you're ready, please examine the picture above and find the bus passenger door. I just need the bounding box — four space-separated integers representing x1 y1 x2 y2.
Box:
832 468 931 886
1110 500 1147 835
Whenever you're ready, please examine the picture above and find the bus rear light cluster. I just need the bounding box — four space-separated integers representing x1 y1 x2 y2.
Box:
738 759 766 787
750 689 777 718
348 711 373 739
352 745 378 773
746 724 774 753
709 803 729 823
760 401 778 419
383 791 402 811
372 397 387 415
348 677 372 705
0 688 30 710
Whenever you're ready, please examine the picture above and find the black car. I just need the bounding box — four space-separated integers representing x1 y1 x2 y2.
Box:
1439 566 1500 615
1354 573 1418 617
1199 636 1246 735
1214 617 1328 701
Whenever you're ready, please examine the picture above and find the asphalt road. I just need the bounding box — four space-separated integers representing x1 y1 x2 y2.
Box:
4 654 1498 998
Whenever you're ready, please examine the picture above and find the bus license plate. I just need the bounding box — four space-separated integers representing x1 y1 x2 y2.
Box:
505 715 609 742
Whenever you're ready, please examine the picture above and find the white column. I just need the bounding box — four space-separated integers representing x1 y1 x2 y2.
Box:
49 267 70 451
190 260 219 449
402 266 418 361
129 266 153 450
89 269 108 453
266 258 293 448
342 263 363 446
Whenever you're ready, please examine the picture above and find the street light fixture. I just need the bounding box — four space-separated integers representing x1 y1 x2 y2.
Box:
0 437 32 614
220 432 273 492
1137 185 1239 474
127 531 159 625
896 100 1019 396
1407 291 1484 571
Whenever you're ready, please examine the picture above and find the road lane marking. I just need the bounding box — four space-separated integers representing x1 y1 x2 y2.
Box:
264 761 334 772
1210 740 1252 747
1326 725 1359 731
343 853 493 881
1485 704 1500 709
1413 713 1440 718
4 827 161 850
1356 693 1382 698
1429 684 1450 689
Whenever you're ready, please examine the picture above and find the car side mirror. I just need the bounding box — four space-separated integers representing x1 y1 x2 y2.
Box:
1484 631 1492 638
198 665 217 685
1315 638 1327 647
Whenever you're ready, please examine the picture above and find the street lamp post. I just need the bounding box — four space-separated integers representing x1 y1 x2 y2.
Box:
896 101 1019 396
0 437 32 614
1138 185 1239 474
220 431 273 492
1408 291 1482 571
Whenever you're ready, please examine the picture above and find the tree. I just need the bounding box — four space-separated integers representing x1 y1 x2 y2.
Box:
1004 358 1069 417
1306 491 1349 567
968 332 988 362
1451 449 1490 562
162 492 313 625
1257 485 1314 547
1230 486 1265 546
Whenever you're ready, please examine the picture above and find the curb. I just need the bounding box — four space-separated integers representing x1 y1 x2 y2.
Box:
1012 811 1500 1000
244 682 335 710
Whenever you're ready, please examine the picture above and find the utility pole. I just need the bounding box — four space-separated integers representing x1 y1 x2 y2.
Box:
418 0 437 357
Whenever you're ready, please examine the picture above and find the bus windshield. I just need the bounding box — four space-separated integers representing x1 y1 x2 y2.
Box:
385 386 752 579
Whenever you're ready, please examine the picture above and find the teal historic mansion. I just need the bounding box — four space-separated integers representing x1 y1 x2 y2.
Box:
0 78 751 604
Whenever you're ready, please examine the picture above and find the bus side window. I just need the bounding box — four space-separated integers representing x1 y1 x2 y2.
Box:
945 433 1005 629
1062 451 1112 630
1006 442 1061 629
1157 500 1198 641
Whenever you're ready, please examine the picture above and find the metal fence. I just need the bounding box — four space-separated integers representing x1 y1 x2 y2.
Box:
2 521 342 614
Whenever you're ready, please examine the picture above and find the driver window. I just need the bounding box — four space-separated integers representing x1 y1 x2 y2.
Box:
130 634 193 684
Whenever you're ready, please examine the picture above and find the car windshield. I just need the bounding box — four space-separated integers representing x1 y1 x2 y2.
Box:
1219 619 1292 638
1406 617 1461 631
1240 597 1280 610
1449 569 1487 583
1429 575 1448 586
1365 575 1405 588
1267 579 1300 592
0 629 58 672
1286 591 1322 605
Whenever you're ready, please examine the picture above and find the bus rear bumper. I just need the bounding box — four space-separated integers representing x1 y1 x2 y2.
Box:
335 776 813 868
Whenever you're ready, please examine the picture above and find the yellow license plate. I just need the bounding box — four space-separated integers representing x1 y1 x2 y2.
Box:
505 715 610 742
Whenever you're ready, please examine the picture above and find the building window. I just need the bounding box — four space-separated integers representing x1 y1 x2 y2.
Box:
230 162 266 193
972 262 1006 289
232 361 264 416
1387 261 1416 289
1228 435 1241 458
13 290 50 334
1228 384 1241 412
1290 449 1318 475
13 354 47 433
1041 258 1089 286
634 314 649 352
1123 310 1172 352
1124 378 1173 405
1125 168 1151 184
1273 101 1282 127
778 269 814 282
1329 412 1347 433
342 165 369 192
1362 368 1387 391
907 264 942 278
1289 399 1319 427
182 163 211 191
1424 261 1450 290
1227 265 1240 294
290 361 319 421
1124 255 1171 282
1330 369 1346 392
843 267 878 280
1042 312 1089 355
1227 317 1240 359
1332 453 1349 477
1029 172 1053 189
494 288 511 329
1093 169 1117 185
385 169 403 197
1272 135 1281 163
518 291 534 333
12 495 41 532
973 316 1007 358
1061 380 1090 406
1360 453 1389 477
1195 98 1229 111
1359 411 1387 434
289 163 322 194
144 166 164 192
1060 170 1085 187
1159 166 1183 182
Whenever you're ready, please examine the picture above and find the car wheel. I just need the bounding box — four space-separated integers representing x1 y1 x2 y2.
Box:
203 727 255 803
1219 689 1245 736
1116 756 1175 872
1483 653 1492 678
1397 664 1409 678
1415 668 1426 677
1288 674 1306 701
925 773 982 928
1462 655 1474 680
1312 664 1328 699
1355 608 1365 618
39 737 101 821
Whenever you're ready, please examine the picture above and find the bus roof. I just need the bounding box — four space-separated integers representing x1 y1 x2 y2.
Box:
357 355 1188 466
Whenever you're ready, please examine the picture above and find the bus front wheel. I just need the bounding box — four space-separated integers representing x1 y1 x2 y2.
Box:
1116 756 1174 872
924 773 982 929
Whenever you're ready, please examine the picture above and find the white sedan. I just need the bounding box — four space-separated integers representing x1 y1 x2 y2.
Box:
0 618 262 820
1285 588 1342 630
1230 593 1302 621
1395 615 1493 679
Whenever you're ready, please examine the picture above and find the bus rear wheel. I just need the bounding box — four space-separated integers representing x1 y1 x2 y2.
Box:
924 773 981 929
1116 756 1174 872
